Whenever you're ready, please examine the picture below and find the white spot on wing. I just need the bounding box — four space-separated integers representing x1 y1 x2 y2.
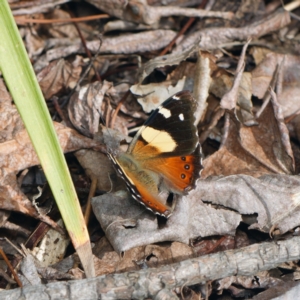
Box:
179 113 184 121
172 95 180 100
158 107 171 118
141 127 177 152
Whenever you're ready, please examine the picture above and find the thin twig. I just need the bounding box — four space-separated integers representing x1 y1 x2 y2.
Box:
0 248 22 287
15 14 109 25
68 10 102 82
110 90 131 129
3 236 300 298
159 0 208 56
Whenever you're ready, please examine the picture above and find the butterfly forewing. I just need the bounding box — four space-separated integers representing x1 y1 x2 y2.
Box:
128 91 198 158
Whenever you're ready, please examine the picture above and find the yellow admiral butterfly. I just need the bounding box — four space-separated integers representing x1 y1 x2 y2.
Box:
108 90 202 217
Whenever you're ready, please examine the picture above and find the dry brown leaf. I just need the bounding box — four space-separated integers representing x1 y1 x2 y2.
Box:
104 83 147 122
202 116 271 178
252 52 300 117
46 9 89 39
75 150 116 192
68 81 112 137
0 122 100 175
93 237 196 277
93 237 120 276
168 61 198 86
192 235 235 256
193 51 212 125
198 174 300 233
91 189 241 252
130 78 186 113
37 58 82 100
0 121 100 226
31 220 69 267
250 46 273 65
211 72 254 124
24 25 46 58
0 80 24 143
203 97 294 177
239 94 294 174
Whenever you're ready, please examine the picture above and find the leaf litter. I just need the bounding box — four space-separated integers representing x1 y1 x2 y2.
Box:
1 0 300 299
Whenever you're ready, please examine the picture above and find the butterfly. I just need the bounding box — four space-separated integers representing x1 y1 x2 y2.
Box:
107 90 202 218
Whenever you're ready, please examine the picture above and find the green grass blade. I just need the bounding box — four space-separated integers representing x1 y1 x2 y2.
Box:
0 0 94 277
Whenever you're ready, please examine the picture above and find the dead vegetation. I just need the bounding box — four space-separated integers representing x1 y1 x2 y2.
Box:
1 0 300 299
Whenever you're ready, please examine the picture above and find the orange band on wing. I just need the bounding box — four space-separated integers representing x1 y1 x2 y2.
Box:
132 180 172 217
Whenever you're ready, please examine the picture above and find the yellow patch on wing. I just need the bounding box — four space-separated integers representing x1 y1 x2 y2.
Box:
141 127 177 152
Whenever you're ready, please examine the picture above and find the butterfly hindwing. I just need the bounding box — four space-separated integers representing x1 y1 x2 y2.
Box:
144 143 202 194
108 152 172 217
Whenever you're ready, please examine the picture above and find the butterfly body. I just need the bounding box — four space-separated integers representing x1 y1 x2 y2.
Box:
108 91 202 217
